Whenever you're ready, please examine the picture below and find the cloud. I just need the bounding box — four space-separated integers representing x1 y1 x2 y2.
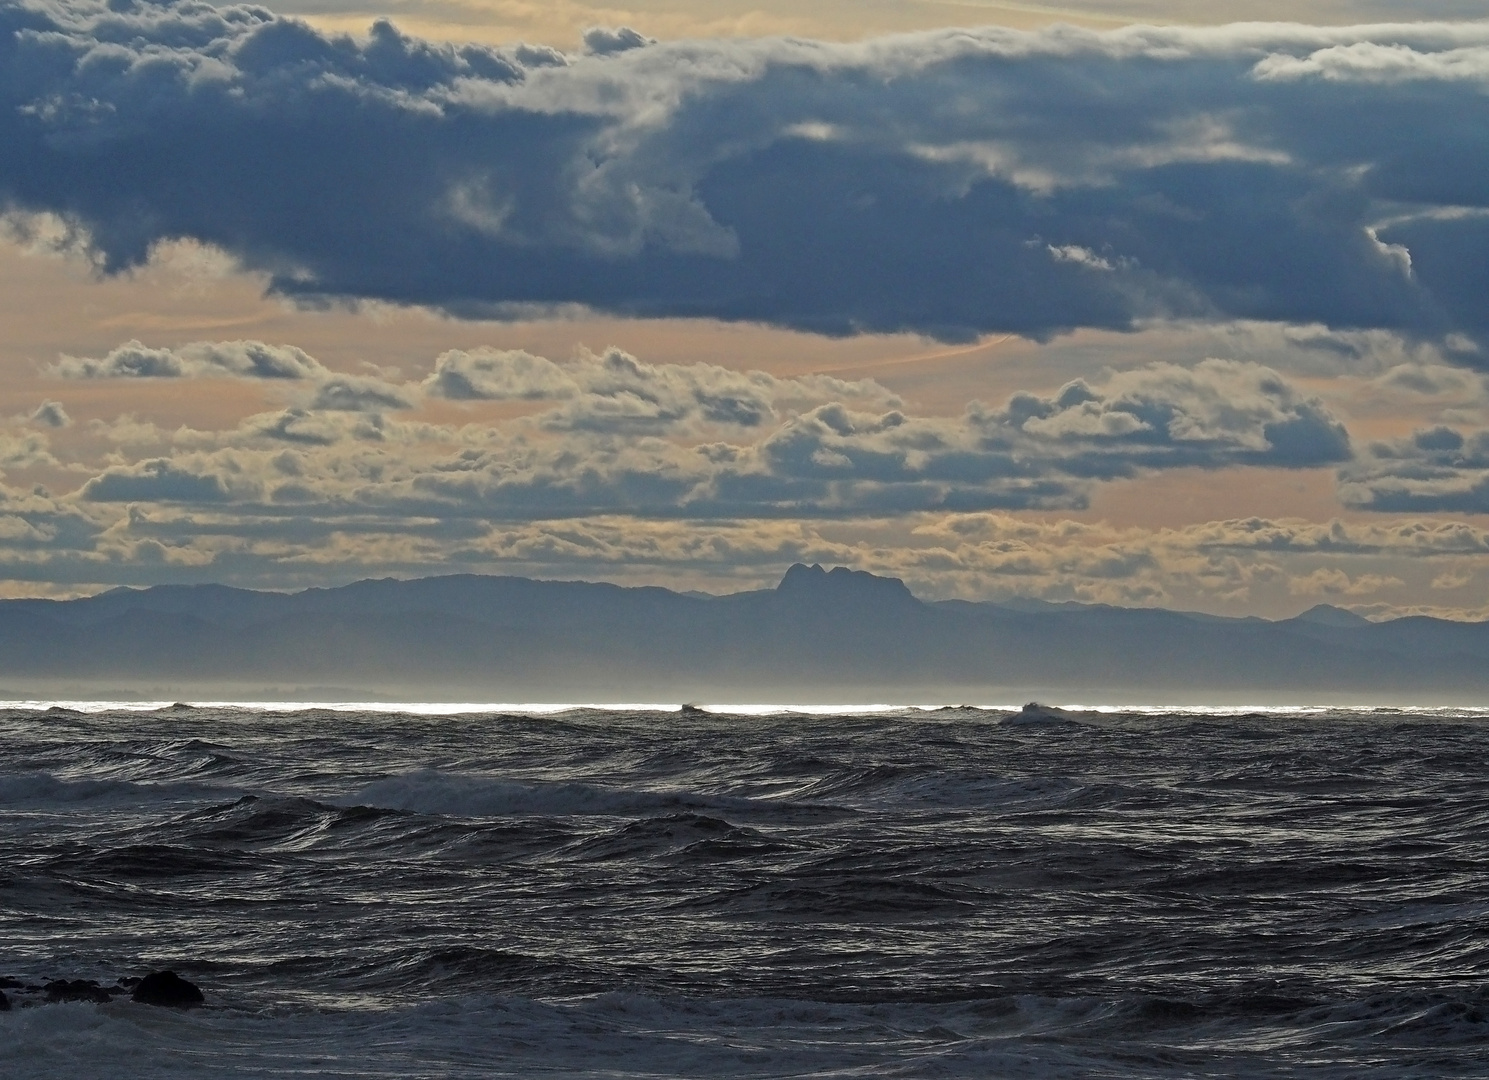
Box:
1165 515 1489 556
425 349 576 401
53 340 325 380
987 359 1350 470
582 27 653 56
1252 40 1489 86
0 431 59 470
80 459 240 503
1373 363 1486 399
1338 425 1489 513
415 358 1349 518
5 326 1482 612
737 358 1346 513
46 343 1346 519
6 5 1489 342
309 375 414 412
426 345 900 433
8 502 1478 618
0 344 1479 613
1286 566 1404 597
50 337 420 419
30 401 70 428
249 407 390 444
900 511 1489 615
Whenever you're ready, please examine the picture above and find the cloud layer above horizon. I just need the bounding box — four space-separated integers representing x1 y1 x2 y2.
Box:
46 340 1348 516
6 1 1489 345
0 328 1479 614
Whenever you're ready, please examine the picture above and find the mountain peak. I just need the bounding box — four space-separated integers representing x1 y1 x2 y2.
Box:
776 563 916 604
1292 603 1372 628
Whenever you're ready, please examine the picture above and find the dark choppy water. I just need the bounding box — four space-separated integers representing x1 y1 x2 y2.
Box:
3 701 1489 1077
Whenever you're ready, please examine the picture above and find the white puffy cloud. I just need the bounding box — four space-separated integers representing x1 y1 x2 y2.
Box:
428 341 893 434
1286 566 1404 597
80 456 249 504
52 340 325 380
992 359 1349 466
34 338 1350 526
425 349 576 401
1252 40 1489 86
896 512 1489 615
308 375 415 412
0 431 59 470
1339 426 1489 513
1373 363 1486 399
48 338 420 422
426 345 899 433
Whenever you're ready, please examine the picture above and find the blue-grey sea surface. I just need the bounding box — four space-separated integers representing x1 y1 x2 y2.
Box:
2 702 1487 1077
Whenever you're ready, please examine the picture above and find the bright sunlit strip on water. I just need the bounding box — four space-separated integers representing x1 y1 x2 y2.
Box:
3 700 1488 716
0 700 907 716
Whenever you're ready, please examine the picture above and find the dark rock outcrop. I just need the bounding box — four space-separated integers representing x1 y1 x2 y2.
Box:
131 970 203 1007
44 979 114 1003
0 989 9 1011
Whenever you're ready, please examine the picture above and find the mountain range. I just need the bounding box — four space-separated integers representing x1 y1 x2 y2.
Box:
1 564 1484 703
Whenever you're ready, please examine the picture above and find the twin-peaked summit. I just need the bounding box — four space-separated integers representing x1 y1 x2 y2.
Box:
776 563 918 607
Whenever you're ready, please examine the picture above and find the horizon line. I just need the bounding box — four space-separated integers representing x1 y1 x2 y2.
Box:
10 700 1489 715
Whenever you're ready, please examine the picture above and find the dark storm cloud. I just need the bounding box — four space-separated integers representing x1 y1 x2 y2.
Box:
4 2 1489 343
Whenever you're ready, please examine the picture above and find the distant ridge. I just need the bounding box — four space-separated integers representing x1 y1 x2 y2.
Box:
0 567 1484 701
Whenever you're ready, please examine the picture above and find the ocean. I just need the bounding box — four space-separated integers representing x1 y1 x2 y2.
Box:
2 701 1487 1077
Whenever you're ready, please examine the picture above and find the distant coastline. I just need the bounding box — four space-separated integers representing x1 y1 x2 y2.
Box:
0 564 1487 703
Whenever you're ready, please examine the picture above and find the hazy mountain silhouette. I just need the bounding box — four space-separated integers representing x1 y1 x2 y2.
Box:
2 564 1486 702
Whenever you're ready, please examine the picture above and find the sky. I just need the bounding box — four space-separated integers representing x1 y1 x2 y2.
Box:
3 0 1489 618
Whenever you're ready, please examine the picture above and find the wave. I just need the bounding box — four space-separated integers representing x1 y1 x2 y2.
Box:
0 771 236 810
6 987 1489 1080
176 794 410 848
344 769 810 820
